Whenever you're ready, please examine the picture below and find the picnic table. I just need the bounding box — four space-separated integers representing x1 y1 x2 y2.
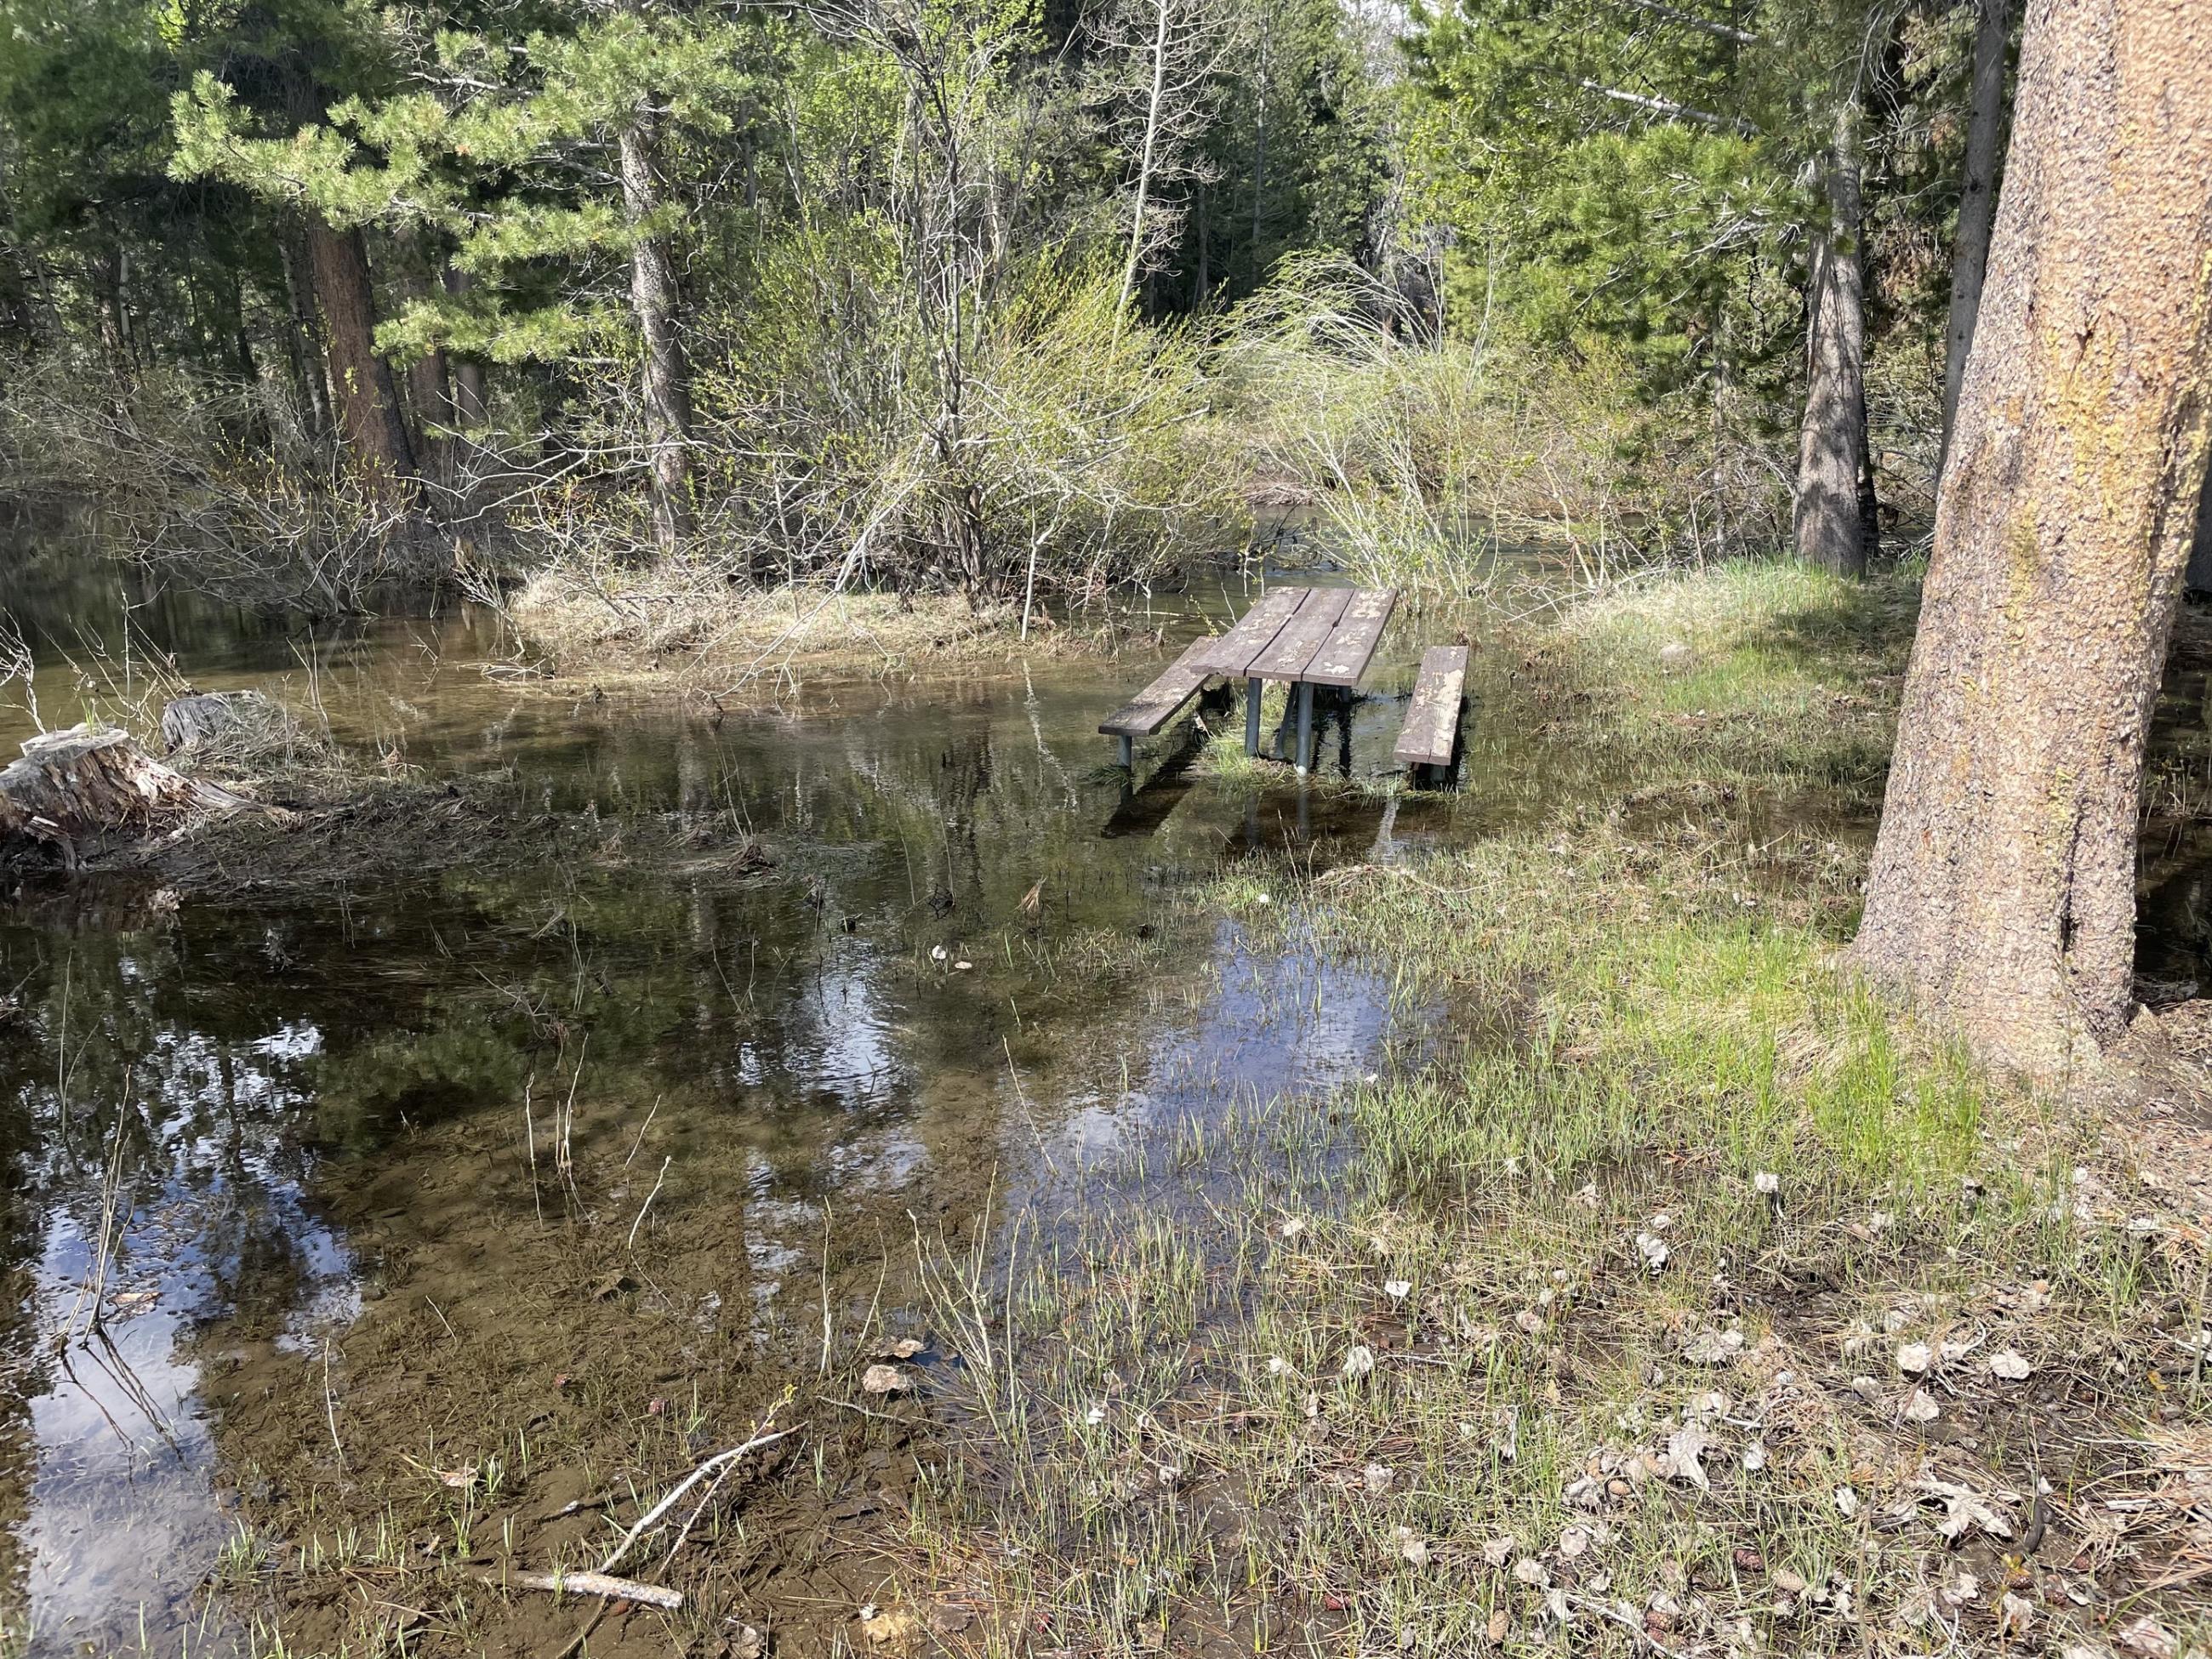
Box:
1100 584 1399 774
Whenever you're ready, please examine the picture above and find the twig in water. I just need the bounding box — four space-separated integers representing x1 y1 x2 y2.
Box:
626 1155 671 1250
1002 1037 1058 1174
596 1416 796 1574
322 1337 347 1473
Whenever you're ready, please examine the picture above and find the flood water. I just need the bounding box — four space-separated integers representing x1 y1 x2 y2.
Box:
0 545 1490 1655
8 540 2212 1655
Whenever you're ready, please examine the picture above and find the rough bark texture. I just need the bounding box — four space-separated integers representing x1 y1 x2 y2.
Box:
1849 0 2212 1078
0 726 237 869
619 101 694 554
444 265 487 429
279 229 333 441
1794 100 1872 578
305 215 418 486
1938 0 2013 475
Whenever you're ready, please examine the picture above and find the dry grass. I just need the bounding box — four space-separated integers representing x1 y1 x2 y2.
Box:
507 565 1120 687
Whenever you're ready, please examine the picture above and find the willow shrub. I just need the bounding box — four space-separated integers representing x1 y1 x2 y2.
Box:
1216 257 1793 600
676 232 1239 611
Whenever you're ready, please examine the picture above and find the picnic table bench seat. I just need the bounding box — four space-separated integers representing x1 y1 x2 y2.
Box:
1393 645 1469 771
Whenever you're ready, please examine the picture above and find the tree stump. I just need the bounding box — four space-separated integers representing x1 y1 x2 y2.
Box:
0 725 238 869
160 690 281 753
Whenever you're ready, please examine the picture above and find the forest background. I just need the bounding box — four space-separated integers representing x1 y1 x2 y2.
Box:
0 0 2026 624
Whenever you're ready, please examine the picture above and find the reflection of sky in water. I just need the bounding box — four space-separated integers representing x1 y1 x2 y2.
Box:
1050 919 1394 1172
0 567 1442 1655
26 1300 224 1654
9 1037 355 1658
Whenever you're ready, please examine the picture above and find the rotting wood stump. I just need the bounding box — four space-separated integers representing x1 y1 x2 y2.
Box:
0 724 242 869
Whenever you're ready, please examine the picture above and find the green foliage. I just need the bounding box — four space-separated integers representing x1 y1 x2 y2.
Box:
0 0 2007 600
170 3 787 367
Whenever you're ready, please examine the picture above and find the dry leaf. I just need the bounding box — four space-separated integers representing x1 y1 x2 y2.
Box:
1989 1349 2033 1381
1666 1419 1711 1491
860 1363 911 1396
1914 1474 2015 1541
859 1607 920 1646
1684 1327 1745 1365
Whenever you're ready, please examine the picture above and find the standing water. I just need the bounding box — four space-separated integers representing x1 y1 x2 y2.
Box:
0 546 1463 1655
10 542 2212 1655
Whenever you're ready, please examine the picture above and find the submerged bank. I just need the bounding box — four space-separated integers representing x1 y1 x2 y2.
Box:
505 567 1113 687
5 558 2212 1656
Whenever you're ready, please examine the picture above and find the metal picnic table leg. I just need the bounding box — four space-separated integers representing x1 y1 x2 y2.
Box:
1117 734 1133 769
1295 681 1314 775
1245 677 1263 757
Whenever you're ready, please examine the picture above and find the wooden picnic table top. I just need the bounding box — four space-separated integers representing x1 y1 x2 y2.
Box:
1194 584 1400 687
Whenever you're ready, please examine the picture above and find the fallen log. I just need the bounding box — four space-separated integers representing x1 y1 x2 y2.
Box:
0 724 245 869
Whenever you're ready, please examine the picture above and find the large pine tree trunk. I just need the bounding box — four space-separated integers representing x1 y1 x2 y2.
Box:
408 346 453 481
1849 0 2212 1078
304 215 419 488
1793 100 1873 578
442 265 488 430
619 100 694 556
279 230 334 442
1937 0 2012 475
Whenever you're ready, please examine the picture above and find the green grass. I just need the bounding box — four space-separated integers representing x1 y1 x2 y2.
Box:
875 560 2210 1658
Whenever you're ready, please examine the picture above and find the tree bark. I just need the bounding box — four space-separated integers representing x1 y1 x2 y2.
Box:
442 265 488 430
1116 0 1174 322
304 214 418 487
1848 0 2212 1078
619 99 694 556
1938 0 2012 476
279 229 334 442
0 726 242 870
1793 99 1872 578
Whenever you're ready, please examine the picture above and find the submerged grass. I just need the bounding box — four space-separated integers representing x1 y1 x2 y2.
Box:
864 561 2212 1658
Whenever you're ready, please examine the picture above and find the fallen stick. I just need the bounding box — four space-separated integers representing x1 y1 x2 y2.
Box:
488 1570 684 1611
596 1421 796 1574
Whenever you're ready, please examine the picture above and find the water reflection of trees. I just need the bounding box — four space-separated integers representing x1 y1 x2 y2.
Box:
0 654 1275 1647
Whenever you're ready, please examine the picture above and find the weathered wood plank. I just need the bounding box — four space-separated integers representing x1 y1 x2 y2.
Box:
1304 588 1400 688
1190 586 1309 677
1246 587 1353 681
1393 645 1469 767
1098 637 1217 738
